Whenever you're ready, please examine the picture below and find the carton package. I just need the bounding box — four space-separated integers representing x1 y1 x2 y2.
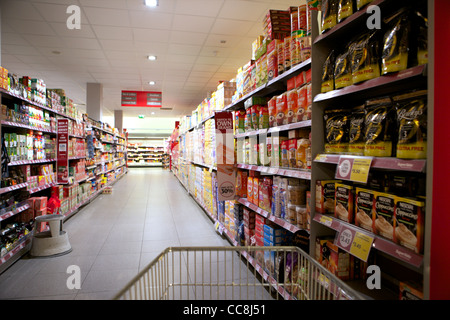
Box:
355 187 376 232
334 183 354 223
394 196 425 254
316 180 341 214
399 281 423 300
374 192 396 241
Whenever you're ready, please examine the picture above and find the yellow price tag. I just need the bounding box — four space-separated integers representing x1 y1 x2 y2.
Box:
349 231 374 262
314 154 328 162
349 157 372 184
319 215 333 227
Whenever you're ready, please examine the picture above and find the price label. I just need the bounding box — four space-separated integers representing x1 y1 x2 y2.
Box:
319 215 333 227
314 154 328 162
336 156 373 184
336 226 374 262
349 158 372 183
349 231 374 262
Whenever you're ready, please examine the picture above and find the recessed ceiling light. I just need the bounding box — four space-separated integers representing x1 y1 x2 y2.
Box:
145 0 158 7
151 112 155 115
149 81 156 85
147 55 157 61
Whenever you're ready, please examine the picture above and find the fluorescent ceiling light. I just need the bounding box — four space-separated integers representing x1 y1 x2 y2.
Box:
147 55 157 61
149 81 156 85
145 0 158 7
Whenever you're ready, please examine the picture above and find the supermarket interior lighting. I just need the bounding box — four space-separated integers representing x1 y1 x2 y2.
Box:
149 81 156 85
145 0 158 7
147 55 157 61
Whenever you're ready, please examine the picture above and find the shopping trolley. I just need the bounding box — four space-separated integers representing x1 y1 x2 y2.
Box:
113 246 365 300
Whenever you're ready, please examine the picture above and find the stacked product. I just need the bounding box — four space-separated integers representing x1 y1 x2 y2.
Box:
70 159 87 181
272 177 309 231
4 133 55 162
68 138 86 158
22 196 48 232
316 169 426 254
320 5 428 93
315 236 370 282
0 221 33 258
0 66 8 90
243 207 256 247
23 164 56 190
204 119 215 166
263 223 290 277
223 201 238 239
202 169 214 215
323 90 427 159
238 126 312 171
1 103 54 132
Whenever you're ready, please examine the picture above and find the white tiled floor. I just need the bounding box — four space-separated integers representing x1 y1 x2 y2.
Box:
0 168 239 300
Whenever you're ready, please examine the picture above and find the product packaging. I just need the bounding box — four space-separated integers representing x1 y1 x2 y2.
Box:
321 0 338 33
394 196 425 254
338 0 354 23
324 108 349 154
363 97 396 157
321 50 335 93
349 31 380 84
355 187 376 232
394 92 427 159
374 192 396 241
316 180 341 214
381 9 412 75
348 105 366 155
335 183 354 223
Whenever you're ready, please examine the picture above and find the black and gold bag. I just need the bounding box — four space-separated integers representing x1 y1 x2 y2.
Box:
356 0 374 11
381 9 411 75
363 97 396 157
348 105 366 155
334 49 353 89
338 0 354 23
350 31 380 84
393 90 427 159
321 50 335 93
321 0 338 33
324 109 350 154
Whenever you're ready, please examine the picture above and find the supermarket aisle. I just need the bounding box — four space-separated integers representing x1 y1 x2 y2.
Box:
0 168 231 300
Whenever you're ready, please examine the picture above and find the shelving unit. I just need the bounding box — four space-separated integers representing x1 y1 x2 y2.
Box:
169 0 437 300
308 1 430 300
127 143 164 167
0 77 127 274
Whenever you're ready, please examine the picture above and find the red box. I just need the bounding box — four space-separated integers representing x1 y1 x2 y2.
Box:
34 197 48 211
267 40 280 81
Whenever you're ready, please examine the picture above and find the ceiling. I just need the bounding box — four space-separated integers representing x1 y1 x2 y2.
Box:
0 0 303 121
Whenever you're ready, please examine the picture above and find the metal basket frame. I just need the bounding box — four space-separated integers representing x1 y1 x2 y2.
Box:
113 246 365 300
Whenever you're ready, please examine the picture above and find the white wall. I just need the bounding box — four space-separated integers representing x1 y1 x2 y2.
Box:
102 115 178 136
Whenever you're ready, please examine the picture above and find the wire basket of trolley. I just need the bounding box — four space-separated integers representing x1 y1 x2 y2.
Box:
113 246 365 300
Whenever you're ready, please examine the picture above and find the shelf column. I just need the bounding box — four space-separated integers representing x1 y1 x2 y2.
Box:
114 110 123 132
428 0 450 300
86 83 103 122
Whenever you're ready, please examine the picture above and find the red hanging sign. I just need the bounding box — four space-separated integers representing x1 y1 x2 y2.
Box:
121 91 162 107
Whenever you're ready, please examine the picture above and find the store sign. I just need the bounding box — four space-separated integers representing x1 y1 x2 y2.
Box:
335 156 373 184
57 119 69 184
215 111 235 201
121 91 162 107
